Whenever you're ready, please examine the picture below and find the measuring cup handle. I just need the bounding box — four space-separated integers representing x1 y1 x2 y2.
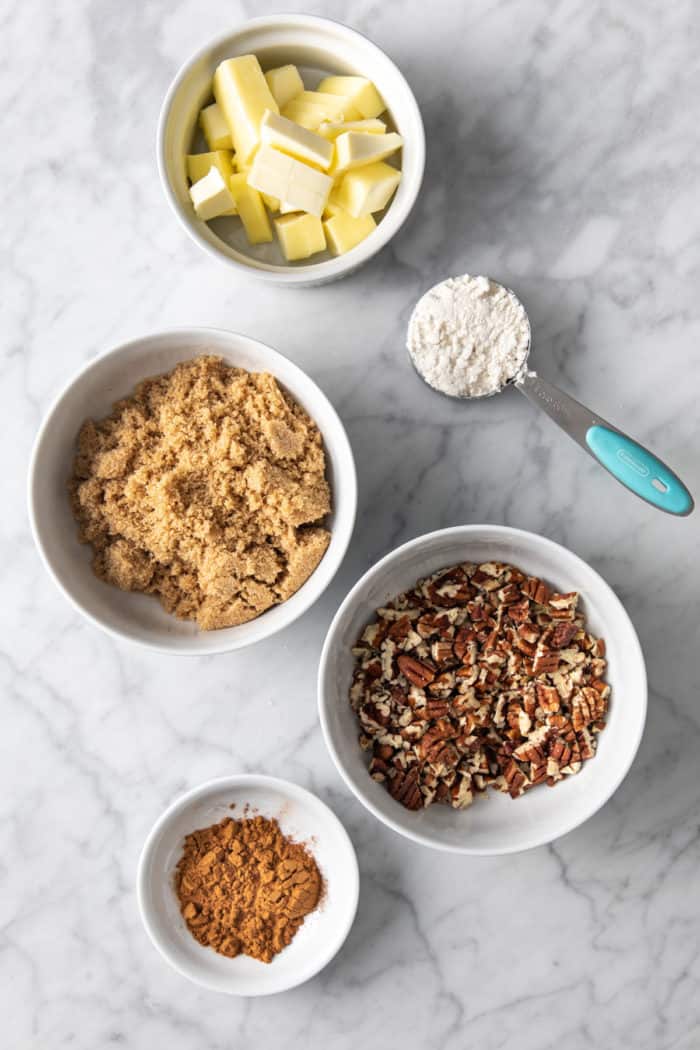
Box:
516 372 694 516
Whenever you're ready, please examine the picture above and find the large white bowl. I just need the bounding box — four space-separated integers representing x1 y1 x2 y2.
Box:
319 525 647 854
137 775 359 995
158 15 425 285
28 328 357 655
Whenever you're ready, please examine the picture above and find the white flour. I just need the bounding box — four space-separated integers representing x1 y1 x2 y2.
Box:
407 274 531 398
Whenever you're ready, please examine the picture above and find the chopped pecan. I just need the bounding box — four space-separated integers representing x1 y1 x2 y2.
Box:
350 561 609 812
535 682 560 712
431 640 455 665
507 599 531 622
388 768 423 810
572 687 607 732
532 648 561 675
397 654 436 688
549 621 578 649
522 576 551 604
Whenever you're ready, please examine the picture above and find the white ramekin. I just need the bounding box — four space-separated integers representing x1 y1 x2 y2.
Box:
319 525 647 855
157 15 425 285
28 328 357 655
137 775 359 995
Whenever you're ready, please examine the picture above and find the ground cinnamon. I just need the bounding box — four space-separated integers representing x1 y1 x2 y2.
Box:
175 814 322 963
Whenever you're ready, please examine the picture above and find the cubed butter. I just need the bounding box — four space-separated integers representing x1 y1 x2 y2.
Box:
274 212 326 261
323 210 376 255
332 131 403 175
279 101 330 130
198 102 233 150
335 161 401 217
282 91 359 129
186 150 233 184
261 193 281 212
229 172 273 243
317 76 385 119
297 90 361 120
322 184 345 219
247 144 332 218
213 55 279 165
189 166 237 221
279 201 300 214
318 118 387 140
264 64 304 109
260 109 333 170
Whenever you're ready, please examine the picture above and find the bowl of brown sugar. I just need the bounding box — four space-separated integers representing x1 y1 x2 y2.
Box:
137 774 359 995
28 328 357 654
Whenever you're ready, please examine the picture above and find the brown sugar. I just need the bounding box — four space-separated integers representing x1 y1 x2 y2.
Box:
69 356 332 629
175 815 322 963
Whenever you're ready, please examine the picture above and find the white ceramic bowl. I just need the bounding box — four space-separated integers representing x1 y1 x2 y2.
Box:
319 525 647 855
158 15 425 285
28 327 357 655
137 775 359 995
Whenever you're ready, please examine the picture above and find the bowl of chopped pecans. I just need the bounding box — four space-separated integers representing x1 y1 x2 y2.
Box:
318 525 647 854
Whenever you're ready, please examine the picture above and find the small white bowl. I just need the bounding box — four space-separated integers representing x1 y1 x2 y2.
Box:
158 15 425 285
137 775 359 995
319 525 647 855
28 327 356 655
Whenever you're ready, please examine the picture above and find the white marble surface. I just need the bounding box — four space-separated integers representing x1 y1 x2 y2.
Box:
4 1 700 1047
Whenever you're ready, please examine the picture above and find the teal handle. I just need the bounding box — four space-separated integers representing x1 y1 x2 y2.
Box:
586 425 694 516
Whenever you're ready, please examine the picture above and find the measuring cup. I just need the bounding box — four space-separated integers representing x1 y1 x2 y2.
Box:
409 281 694 516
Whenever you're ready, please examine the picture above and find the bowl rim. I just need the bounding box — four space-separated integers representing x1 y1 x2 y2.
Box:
27 325 357 656
318 523 648 855
136 773 360 995
156 13 426 285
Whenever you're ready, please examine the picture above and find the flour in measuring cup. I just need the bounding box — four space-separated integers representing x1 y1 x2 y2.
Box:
407 274 531 398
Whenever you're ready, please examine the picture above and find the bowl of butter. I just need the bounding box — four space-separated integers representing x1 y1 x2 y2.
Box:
158 14 425 284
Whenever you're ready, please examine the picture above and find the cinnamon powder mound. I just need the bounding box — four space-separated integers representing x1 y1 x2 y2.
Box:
175 815 322 963
69 356 331 630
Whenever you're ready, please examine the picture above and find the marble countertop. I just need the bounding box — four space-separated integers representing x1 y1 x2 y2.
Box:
4 1 700 1047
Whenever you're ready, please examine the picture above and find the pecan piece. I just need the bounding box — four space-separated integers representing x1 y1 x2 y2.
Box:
572 686 607 732
454 626 477 661
549 621 578 649
522 576 550 604
431 640 454 665
397 654 436 688
535 682 560 712
425 697 450 719
507 599 531 623
532 647 560 676
388 767 423 810
387 615 412 641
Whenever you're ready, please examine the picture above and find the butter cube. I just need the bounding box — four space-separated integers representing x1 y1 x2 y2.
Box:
229 173 273 243
282 90 359 130
297 90 361 120
247 144 332 218
279 201 300 214
261 193 281 212
322 184 345 219
260 109 333 170
317 76 385 119
318 118 386 140
274 212 326 261
186 150 234 184
213 55 279 165
199 103 233 150
189 166 237 221
332 131 403 175
279 102 330 130
335 161 401 217
264 64 304 108
323 210 376 255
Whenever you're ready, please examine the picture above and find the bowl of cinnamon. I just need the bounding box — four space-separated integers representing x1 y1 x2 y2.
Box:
137 774 359 995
